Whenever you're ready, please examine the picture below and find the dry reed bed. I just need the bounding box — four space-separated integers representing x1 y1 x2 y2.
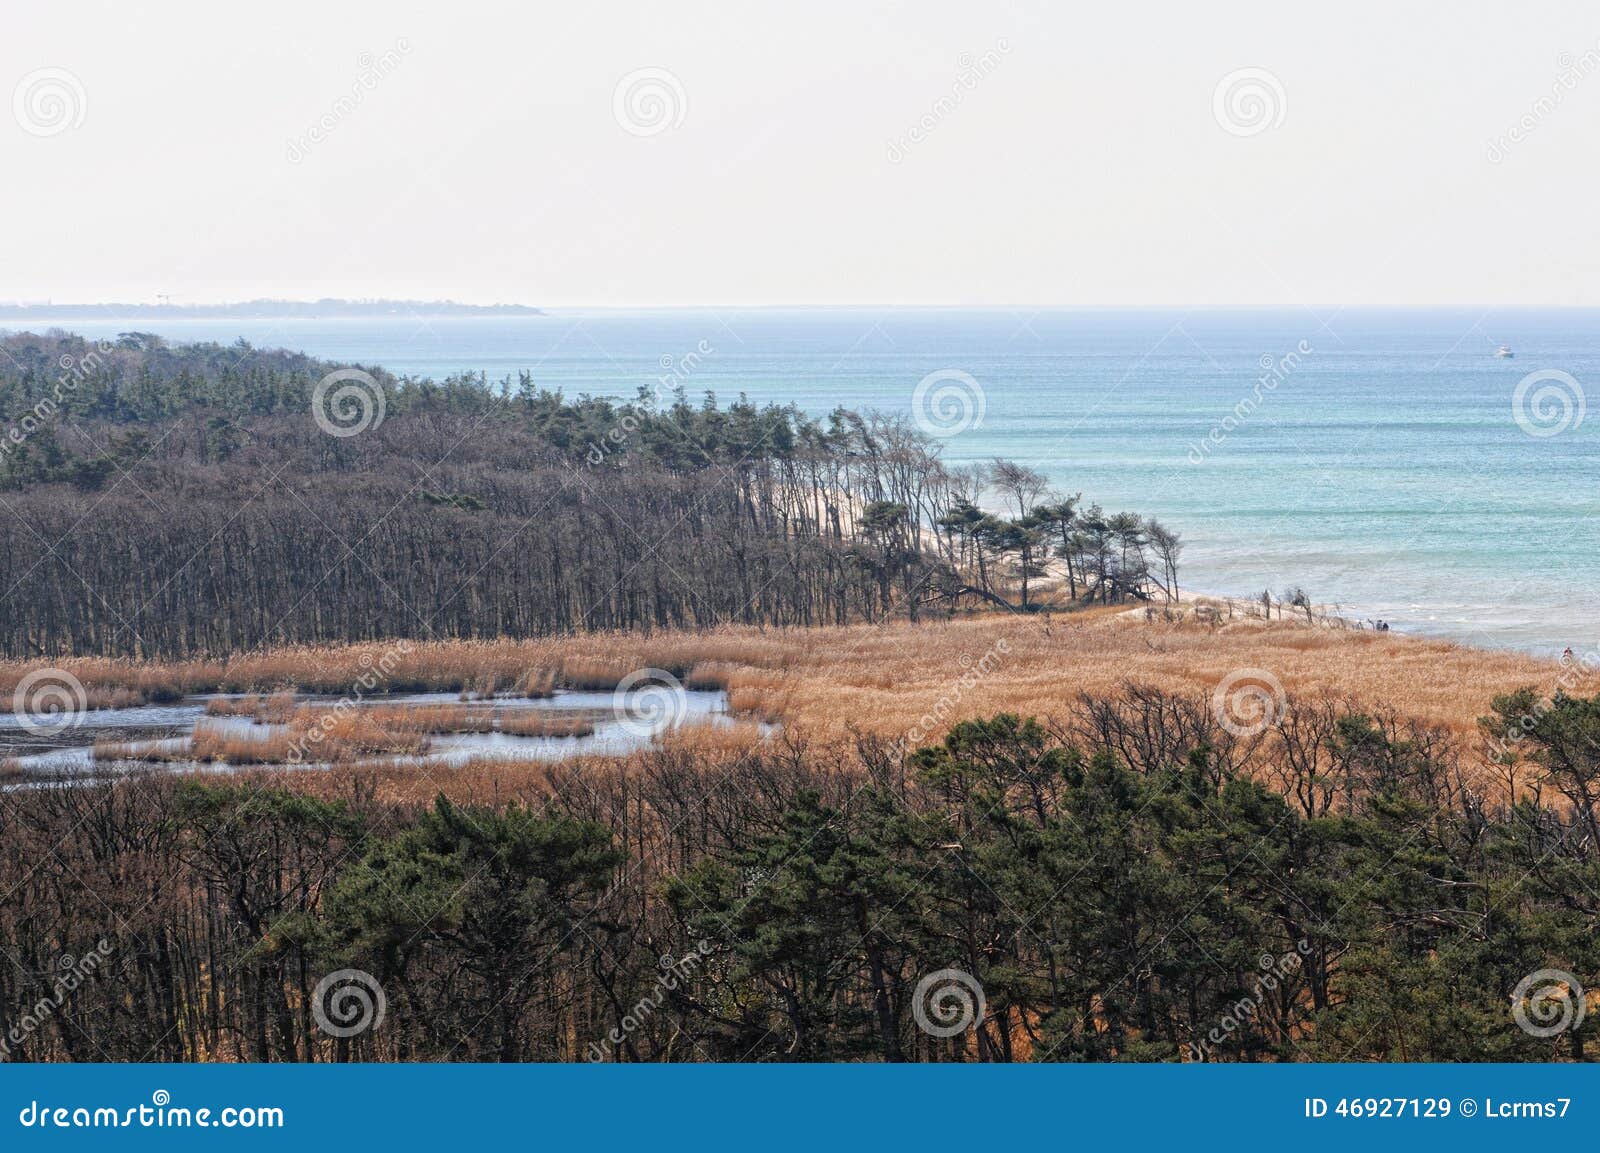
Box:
92 701 601 768
744 613 1570 744
0 634 795 705
364 704 495 734
97 710 430 766
92 737 190 764
14 612 1574 759
495 713 596 738
204 692 298 722
357 704 598 739
224 721 783 807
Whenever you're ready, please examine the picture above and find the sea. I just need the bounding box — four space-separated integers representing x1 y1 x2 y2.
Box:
19 307 1600 656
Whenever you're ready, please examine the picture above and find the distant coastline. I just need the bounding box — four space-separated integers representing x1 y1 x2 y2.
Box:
0 298 543 320
1 308 1590 654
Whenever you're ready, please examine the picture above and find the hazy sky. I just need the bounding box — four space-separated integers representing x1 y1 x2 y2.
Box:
4 2 1599 307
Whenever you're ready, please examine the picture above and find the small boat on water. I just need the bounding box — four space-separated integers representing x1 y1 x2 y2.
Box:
1494 344 1514 358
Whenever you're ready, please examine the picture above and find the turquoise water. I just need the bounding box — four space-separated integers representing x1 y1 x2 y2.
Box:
21 308 1600 654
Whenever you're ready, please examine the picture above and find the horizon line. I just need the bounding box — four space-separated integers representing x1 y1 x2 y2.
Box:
5 300 1600 314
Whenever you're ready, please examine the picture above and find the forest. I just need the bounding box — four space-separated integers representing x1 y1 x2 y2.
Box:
0 331 1179 659
0 686 1595 1062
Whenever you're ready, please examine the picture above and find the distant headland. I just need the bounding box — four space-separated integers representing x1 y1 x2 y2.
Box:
0 298 543 319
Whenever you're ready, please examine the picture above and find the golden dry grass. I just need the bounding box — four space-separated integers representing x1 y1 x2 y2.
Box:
723 610 1570 746
286 708 430 758
658 719 772 754
496 713 596 738
555 657 636 690
203 695 259 717
92 738 173 762
0 635 788 705
95 711 431 765
203 691 298 723
88 700 606 769
13 610 1576 764
0 659 225 708
111 604 1568 804
94 725 301 765
684 661 735 691
216 725 782 808
363 704 495 734
518 667 558 698
189 724 302 764
257 692 299 723
725 668 791 724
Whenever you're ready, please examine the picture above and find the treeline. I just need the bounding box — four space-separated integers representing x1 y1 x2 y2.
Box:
0 332 1178 659
2 687 1595 1062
